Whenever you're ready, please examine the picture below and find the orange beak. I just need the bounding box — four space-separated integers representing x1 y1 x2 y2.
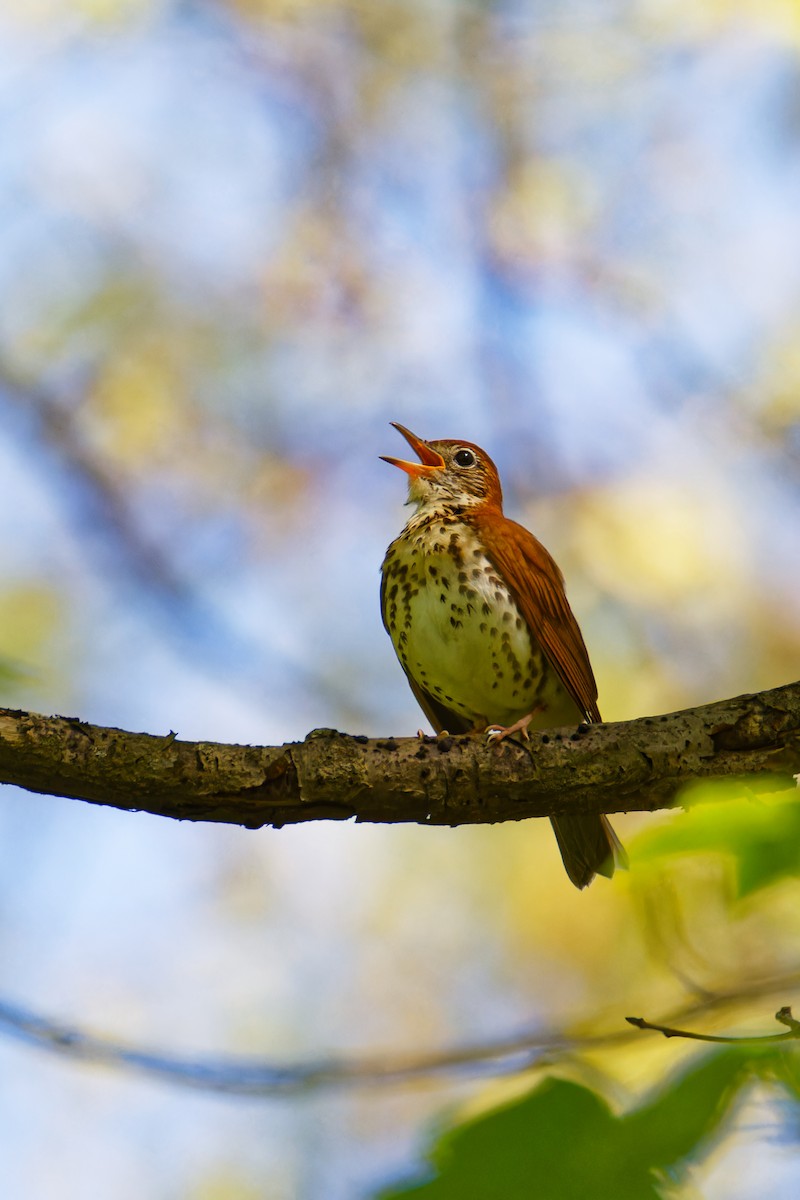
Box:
380 423 445 478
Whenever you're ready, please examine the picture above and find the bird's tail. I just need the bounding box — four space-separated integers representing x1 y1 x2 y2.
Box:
550 813 626 890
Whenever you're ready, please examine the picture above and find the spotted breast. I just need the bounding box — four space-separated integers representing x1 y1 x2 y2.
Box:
381 510 578 733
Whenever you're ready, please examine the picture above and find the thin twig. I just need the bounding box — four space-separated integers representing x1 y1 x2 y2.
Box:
626 1005 800 1044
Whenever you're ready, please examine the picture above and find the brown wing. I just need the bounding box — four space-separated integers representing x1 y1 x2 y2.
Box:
472 509 601 722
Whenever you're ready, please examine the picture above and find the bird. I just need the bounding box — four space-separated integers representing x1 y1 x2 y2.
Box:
380 422 624 889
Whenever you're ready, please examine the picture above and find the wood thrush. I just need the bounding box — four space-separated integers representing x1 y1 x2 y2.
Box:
380 423 624 889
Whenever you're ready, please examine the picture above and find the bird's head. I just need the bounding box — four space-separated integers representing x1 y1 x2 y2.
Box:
381 423 503 513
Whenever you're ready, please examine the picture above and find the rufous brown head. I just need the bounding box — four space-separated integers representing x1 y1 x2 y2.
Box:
381 423 503 512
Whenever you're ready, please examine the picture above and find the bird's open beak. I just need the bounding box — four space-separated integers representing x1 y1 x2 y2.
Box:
380 423 445 478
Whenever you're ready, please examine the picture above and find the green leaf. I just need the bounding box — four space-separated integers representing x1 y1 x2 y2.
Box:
375 1048 772 1200
622 1046 755 1168
632 781 800 899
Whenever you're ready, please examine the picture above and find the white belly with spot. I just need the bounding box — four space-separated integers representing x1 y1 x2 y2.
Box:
383 513 581 730
402 569 538 726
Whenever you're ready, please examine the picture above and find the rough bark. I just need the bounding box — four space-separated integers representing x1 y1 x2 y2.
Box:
0 681 797 828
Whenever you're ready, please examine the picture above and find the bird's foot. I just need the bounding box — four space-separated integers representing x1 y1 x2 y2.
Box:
486 707 545 744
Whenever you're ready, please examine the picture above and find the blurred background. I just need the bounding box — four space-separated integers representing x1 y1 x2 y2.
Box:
0 0 799 1196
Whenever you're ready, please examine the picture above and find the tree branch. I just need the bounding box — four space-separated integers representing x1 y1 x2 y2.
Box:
0 681 797 827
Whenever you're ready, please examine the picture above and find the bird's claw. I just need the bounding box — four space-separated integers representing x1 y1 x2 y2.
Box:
485 711 540 743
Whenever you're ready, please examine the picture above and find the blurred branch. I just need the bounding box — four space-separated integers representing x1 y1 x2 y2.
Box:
626 1005 800 1045
1 969 800 1096
0 680 797 827
0 359 191 602
0 360 373 725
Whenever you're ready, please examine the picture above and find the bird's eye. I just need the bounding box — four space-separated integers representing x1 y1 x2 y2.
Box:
454 449 476 468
